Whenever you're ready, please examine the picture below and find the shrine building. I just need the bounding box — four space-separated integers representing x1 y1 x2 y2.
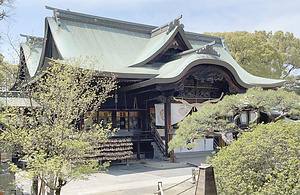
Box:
16 6 285 161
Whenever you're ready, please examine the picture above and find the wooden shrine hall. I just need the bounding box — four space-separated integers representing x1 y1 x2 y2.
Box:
16 6 284 161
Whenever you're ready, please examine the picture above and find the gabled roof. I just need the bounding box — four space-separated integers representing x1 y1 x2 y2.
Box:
19 35 44 78
19 6 285 90
130 17 192 66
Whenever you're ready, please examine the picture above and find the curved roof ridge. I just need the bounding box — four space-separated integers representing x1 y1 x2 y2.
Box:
121 51 285 91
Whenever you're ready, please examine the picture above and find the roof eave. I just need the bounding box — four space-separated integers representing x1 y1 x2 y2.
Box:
121 58 285 92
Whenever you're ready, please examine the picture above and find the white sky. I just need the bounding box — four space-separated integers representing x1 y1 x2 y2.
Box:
1 0 300 63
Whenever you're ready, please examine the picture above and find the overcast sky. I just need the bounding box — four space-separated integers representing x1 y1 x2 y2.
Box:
1 0 300 63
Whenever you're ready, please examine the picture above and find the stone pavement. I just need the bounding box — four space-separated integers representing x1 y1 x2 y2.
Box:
175 151 215 167
17 151 214 195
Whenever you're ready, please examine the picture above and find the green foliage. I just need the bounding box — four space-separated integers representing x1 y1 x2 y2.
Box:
0 57 117 193
205 31 300 79
208 121 300 194
168 103 234 151
0 54 18 90
245 87 300 118
169 87 300 151
284 75 300 96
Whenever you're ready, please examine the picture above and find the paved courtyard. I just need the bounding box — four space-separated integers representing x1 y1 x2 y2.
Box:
17 151 214 195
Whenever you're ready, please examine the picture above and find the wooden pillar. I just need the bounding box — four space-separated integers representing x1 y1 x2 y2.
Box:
164 95 172 157
137 135 141 160
219 136 225 148
141 110 147 132
112 110 117 128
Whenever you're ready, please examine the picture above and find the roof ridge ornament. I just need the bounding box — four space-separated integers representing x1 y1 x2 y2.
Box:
221 38 230 52
166 15 184 35
151 15 184 37
53 9 61 26
196 40 220 56
20 34 44 48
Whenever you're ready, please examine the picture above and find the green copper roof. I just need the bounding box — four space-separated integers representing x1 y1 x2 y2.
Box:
47 17 151 71
20 35 44 77
20 6 284 90
121 46 285 90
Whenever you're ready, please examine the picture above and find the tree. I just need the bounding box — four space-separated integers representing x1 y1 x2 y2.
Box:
284 74 300 96
0 57 117 195
168 87 300 150
0 54 18 90
205 31 300 79
208 121 300 194
0 0 13 21
0 0 18 91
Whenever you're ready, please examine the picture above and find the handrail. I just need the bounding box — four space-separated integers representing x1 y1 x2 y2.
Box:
213 137 219 149
151 128 166 156
163 177 193 191
177 185 195 195
154 176 195 195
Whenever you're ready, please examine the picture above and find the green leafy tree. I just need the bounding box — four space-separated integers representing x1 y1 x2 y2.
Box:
0 54 18 90
205 31 300 79
208 121 300 194
284 74 300 95
0 57 117 195
169 87 300 150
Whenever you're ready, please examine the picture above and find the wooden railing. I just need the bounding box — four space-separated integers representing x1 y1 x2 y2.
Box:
213 137 219 150
151 128 166 157
154 169 197 195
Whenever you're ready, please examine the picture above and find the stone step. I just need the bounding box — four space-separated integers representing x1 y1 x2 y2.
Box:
151 142 168 161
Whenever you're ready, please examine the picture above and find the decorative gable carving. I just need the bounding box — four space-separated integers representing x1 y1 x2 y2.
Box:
151 15 184 37
53 9 61 26
196 41 220 56
176 66 228 99
148 33 191 64
166 15 184 35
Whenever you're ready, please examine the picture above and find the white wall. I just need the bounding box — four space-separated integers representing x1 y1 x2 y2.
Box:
174 138 213 153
